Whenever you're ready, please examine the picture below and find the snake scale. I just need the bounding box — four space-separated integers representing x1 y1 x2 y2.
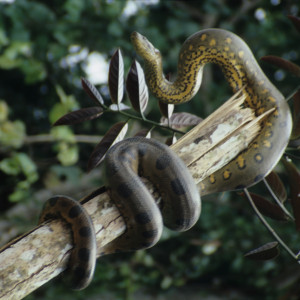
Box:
39 29 292 289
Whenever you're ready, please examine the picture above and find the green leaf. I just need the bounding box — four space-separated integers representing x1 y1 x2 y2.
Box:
0 120 26 148
0 157 20 175
49 86 79 123
0 153 38 183
63 0 85 22
0 28 8 47
49 103 69 124
15 152 38 183
9 189 30 203
0 41 31 69
50 126 75 143
55 85 79 108
0 101 9 122
161 276 173 289
0 55 21 69
20 59 47 84
57 142 79 166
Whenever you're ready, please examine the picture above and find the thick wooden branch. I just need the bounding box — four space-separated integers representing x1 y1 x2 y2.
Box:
0 92 266 299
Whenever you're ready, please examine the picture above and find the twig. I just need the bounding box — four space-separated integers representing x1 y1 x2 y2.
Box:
285 84 300 102
263 178 295 221
24 134 103 144
243 188 298 260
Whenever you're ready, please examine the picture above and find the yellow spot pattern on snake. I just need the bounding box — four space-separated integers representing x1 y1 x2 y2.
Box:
236 155 246 169
209 174 216 184
225 37 232 44
264 130 272 138
209 39 216 46
238 51 244 58
263 140 272 148
257 107 265 114
255 154 263 163
223 169 232 180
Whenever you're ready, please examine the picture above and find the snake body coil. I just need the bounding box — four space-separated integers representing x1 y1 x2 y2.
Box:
131 28 292 195
39 137 200 289
101 137 200 253
40 29 292 289
38 196 96 290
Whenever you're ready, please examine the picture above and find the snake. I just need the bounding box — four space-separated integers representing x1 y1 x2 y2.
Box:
131 28 292 195
39 28 292 289
38 195 97 290
39 137 200 289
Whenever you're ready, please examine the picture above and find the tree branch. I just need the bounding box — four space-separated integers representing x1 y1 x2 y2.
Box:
24 134 103 144
0 91 262 299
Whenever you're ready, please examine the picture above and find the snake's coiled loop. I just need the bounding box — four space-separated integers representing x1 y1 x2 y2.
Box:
39 137 200 290
38 196 96 290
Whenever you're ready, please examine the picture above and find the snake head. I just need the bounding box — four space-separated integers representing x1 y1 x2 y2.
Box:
131 31 161 64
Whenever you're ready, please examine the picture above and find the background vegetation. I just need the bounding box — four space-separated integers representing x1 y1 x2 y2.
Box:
0 0 300 299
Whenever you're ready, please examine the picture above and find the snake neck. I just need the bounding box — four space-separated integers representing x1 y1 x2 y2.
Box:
144 58 205 104
145 53 248 105
140 29 283 114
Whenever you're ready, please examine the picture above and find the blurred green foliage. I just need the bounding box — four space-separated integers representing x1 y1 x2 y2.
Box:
1 0 300 299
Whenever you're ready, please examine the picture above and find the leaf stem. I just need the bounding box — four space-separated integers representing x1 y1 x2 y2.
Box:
285 84 300 102
262 178 295 221
243 188 298 261
110 107 185 135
